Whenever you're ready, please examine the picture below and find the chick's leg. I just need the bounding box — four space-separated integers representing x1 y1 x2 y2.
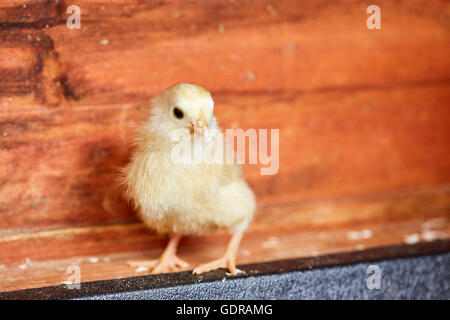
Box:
127 235 189 274
193 231 243 275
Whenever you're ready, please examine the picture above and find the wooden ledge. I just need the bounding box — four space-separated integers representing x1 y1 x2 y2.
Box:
0 240 448 300
0 186 448 293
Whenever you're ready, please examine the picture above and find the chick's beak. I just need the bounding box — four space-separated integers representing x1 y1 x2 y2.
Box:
190 111 208 136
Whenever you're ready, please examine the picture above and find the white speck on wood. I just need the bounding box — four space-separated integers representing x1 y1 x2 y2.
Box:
135 266 149 273
242 71 255 81
88 257 99 263
262 237 279 248
266 4 277 16
347 229 373 240
422 230 446 242
404 234 420 245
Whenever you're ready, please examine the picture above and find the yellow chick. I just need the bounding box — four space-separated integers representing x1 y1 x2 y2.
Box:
121 83 255 275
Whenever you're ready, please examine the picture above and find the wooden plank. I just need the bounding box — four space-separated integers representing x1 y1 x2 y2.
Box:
1 240 449 298
0 185 448 267
0 0 449 293
0 186 448 292
1 0 449 110
1 84 449 230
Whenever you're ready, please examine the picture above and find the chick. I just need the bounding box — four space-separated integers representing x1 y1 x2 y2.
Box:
121 83 256 275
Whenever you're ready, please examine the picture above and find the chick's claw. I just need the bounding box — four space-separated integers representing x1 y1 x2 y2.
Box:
193 253 236 275
127 235 189 274
152 254 189 274
193 231 243 275
127 254 189 274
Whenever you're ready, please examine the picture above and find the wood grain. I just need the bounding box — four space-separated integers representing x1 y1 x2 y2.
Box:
1 0 449 110
0 186 448 291
1 84 449 230
0 0 449 291
0 185 448 266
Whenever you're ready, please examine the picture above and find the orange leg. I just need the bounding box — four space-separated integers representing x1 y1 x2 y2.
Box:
127 235 189 274
193 231 244 275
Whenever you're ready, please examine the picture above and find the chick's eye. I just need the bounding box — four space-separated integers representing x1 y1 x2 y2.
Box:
173 107 184 119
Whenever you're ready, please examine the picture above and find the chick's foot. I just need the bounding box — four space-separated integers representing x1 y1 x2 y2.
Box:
193 231 243 275
193 252 237 275
127 235 189 274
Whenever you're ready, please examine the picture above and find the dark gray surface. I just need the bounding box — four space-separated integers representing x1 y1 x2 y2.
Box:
82 252 449 300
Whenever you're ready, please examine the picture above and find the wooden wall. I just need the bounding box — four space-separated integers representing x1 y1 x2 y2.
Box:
0 0 449 289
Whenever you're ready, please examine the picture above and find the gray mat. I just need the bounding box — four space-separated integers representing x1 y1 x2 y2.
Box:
83 252 449 300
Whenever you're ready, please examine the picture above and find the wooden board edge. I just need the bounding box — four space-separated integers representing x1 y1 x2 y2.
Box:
0 239 448 299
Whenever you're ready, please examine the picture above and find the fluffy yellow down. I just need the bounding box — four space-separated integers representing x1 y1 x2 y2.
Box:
121 83 255 236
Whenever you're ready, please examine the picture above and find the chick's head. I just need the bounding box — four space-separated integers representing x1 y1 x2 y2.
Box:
148 83 214 139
